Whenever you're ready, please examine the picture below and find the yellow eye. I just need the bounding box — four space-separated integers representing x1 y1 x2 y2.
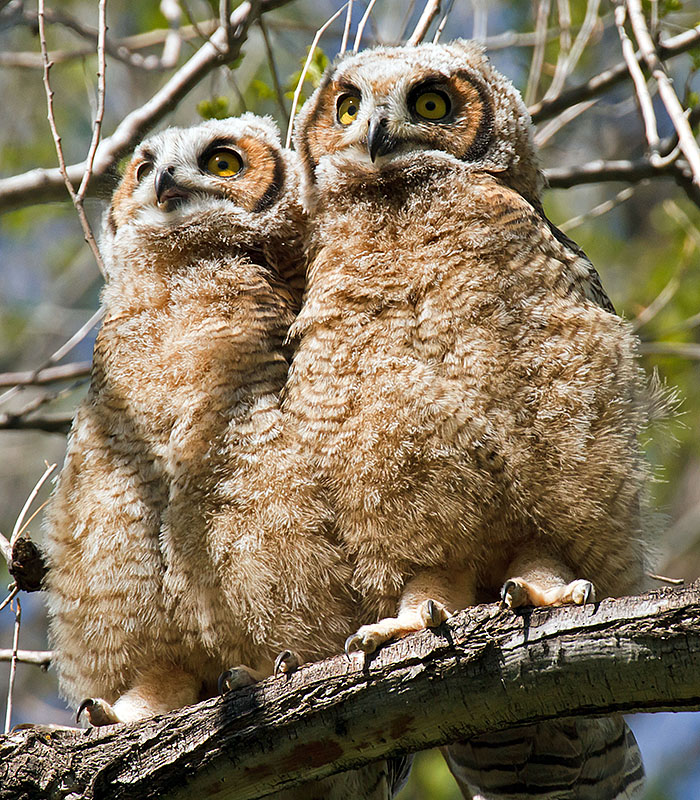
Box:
337 95 361 125
414 90 450 120
205 149 243 177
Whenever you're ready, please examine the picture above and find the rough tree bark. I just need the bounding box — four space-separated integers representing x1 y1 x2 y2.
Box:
1 583 699 800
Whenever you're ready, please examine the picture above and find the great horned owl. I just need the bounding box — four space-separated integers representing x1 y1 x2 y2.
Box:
286 41 649 798
43 114 355 729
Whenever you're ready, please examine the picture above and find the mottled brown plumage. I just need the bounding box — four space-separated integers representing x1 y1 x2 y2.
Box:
43 115 355 728
288 41 650 798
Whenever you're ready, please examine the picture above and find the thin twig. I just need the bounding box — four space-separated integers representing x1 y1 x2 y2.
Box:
0 589 19 616
639 342 700 359
525 0 551 106
647 573 684 585
37 0 106 276
258 17 287 121
0 533 11 566
4 596 22 734
0 1 292 214
543 0 572 101
530 23 700 122
159 0 183 67
626 0 700 184
0 361 92 389
10 463 57 549
0 307 103 409
534 98 598 146
352 0 378 52
407 0 441 46
614 3 660 157
542 0 601 102
340 0 353 54
77 0 107 205
432 0 455 43
559 184 639 233
286 3 349 149
0 649 53 667
0 414 74 434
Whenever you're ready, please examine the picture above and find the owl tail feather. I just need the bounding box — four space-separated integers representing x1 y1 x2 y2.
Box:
443 716 644 800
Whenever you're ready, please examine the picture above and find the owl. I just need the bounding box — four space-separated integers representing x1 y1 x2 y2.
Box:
42 115 356 733
286 41 651 797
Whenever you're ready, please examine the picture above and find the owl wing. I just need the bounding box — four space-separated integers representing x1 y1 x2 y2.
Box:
545 217 617 315
443 716 644 799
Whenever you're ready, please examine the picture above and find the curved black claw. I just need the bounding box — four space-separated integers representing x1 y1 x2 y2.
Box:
218 666 256 695
583 582 594 605
218 669 234 695
344 633 362 659
274 649 300 676
499 580 516 610
426 599 441 626
76 698 94 724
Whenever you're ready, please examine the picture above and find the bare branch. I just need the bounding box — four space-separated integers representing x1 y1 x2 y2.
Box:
0 650 52 668
0 414 73 434
258 17 288 121
9 463 56 551
0 362 92 389
339 0 353 54
0 308 102 410
639 341 700 359
37 0 105 275
558 184 639 232
626 0 700 184
1 587 700 799
287 3 350 148
530 24 700 122
614 3 661 157
407 0 441 46
525 0 551 106
4 597 22 734
352 0 378 52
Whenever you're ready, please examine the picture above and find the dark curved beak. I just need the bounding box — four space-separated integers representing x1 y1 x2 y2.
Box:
367 114 396 162
154 167 190 205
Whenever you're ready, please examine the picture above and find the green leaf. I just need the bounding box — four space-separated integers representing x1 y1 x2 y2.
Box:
197 97 231 120
252 79 276 101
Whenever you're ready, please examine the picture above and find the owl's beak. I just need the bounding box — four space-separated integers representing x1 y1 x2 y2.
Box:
154 167 190 206
367 114 396 162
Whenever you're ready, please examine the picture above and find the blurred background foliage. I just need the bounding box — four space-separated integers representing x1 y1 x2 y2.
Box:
0 1 699 797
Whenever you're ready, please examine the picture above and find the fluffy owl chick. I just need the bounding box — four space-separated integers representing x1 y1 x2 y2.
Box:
286 41 651 797
43 115 354 727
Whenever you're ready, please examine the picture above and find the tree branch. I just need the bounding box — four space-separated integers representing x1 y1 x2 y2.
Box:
0 0 293 215
1 585 698 799
530 24 700 122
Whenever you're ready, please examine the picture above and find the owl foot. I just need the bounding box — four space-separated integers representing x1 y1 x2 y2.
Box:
345 599 451 656
274 649 301 676
500 577 595 609
77 697 121 726
218 665 264 694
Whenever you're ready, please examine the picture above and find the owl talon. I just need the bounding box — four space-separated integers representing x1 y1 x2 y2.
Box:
274 649 301 676
77 697 121 726
500 579 528 609
218 666 257 695
421 598 450 627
